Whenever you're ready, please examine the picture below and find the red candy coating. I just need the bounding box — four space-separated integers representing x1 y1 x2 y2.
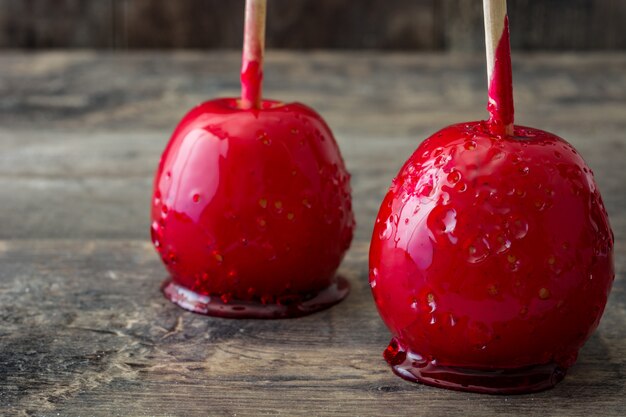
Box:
241 59 263 110
487 16 514 136
152 98 354 318
369 121 614 393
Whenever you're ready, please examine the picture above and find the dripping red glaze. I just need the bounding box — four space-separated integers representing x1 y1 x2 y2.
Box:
241 59 263 109
487 17 515 136
369 121 614 393
152 98 354 318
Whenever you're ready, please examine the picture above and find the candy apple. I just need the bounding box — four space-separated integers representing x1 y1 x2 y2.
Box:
369 1 614 393
151 0 354 318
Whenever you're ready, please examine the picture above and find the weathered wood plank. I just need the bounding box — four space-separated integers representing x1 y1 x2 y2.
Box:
0 239 624 416
441 0 626 51
0 126 624 243
0 52 625 416
0 0 115 48
1 52 625 134
1 0 625 50
0 52 625 242
0 0 439 50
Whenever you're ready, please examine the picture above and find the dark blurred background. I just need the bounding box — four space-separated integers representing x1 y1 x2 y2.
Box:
0 0 625 51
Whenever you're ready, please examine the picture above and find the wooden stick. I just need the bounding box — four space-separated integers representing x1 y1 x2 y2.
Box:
240 0 267 110
483 0 515 135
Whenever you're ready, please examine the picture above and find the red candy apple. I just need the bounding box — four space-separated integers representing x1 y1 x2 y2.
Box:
370 122 614 393
369 1 614 393
151 0 354 318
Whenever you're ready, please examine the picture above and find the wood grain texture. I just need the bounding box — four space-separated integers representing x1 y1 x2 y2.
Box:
0 52 625 416
1 0 625 50
442 0 626 51
0 239 624 416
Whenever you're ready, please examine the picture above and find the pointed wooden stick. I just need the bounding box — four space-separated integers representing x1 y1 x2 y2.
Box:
240 0 267 110
483 0 515 135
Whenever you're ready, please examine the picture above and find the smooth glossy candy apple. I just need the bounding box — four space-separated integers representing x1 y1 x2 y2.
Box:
369 121 614 393
152 98 354 318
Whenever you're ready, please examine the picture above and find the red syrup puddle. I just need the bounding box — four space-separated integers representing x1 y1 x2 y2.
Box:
487 16 515 136
162 276 350 319
384 338 566 394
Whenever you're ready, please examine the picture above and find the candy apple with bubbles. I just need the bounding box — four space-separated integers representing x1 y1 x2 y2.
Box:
369 0 614 393
151 0 354 318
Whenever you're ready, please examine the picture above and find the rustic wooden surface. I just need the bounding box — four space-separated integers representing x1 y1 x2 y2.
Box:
0 52 625 416
1 0 626 50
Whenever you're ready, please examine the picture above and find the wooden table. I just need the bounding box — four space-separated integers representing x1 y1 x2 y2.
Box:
1 52 625 416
